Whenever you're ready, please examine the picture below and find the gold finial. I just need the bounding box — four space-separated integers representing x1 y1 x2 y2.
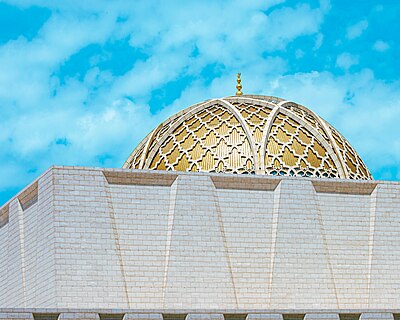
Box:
236 73 243 96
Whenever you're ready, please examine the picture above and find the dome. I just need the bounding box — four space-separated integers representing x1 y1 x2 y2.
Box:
123 95 372 180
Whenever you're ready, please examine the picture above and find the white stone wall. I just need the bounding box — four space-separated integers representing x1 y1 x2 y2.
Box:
53 168 128 309
0 209 9 304
0 166 400 311
0 169 57 308
109 182 173 309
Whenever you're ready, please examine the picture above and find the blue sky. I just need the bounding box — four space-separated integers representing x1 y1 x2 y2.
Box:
0 0 399 205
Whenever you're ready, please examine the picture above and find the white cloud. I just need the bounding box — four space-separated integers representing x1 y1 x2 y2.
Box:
373 40 390 52
314 33 324 50
336 52 359 70
346 20 368 40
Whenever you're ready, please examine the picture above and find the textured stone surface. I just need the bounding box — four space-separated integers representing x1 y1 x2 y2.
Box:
186 314 224 320
360 313 394 320
246 314 283 320
0 313 34 319
304 314 339 320
59 313 100 320
123 314 162 320
0 167 400 310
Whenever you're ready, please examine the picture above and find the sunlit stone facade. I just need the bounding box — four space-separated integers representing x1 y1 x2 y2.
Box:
0 96 399 320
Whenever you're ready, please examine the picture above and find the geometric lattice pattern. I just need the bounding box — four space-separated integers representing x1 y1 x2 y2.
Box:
265 113 339 178
148 104 254 174
329 125 371 179
124 95 372 180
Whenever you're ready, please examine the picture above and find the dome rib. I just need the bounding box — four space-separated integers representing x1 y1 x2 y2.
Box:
311 112 349 178
224 96 280 173
123 95 372 180
123 132 150 170
276 105 346 178
260 104 281 173
138 126 160 169
280 101 349 178
219 98 259 170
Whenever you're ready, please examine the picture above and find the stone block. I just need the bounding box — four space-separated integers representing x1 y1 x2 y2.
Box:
0 313 34 320
360 314 394 320
186 314 224 320
123 314 163 320
246 314 283 320
304 314 339 320
59 313 100 320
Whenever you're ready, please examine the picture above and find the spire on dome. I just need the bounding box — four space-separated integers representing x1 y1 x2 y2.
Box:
236 73 243 96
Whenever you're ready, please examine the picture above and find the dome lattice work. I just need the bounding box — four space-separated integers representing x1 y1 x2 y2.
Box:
124 95 372 180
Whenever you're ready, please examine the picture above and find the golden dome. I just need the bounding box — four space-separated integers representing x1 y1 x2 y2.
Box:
123 95 372 180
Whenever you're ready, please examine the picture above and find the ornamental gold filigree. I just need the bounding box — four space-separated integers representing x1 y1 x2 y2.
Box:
123 95 372 180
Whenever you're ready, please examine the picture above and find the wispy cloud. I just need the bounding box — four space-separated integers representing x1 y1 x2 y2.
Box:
346 19 368 40
372 40 390 52
336 52 359 70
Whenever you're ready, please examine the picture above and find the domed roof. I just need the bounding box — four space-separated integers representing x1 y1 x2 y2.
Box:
123 95 372 180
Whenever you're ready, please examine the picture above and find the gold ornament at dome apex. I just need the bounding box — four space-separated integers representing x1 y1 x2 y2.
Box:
124 95 372 180
236 73 243 96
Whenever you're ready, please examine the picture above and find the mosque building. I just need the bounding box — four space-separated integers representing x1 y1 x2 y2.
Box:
0 75 399 320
